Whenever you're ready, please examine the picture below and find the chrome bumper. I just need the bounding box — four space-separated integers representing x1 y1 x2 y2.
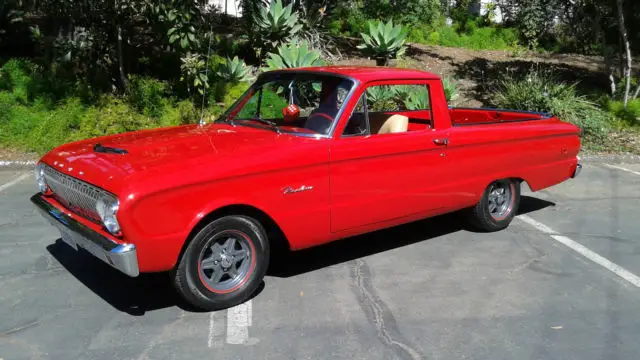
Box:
572 163 582 178
31 194 139 277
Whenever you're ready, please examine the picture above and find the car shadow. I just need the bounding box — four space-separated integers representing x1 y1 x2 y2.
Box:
46 195 553 314
268 195 555 278
46 241 266 315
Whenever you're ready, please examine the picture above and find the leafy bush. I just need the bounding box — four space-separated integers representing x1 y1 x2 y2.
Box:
0 58 35 103
216 56 253 82
491 71 611 142
605 99 640 127
357 20 407 66
126 75 170 118
265 41 325 70
361 0 440 28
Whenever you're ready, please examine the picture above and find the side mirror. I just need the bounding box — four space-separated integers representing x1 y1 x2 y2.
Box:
282 104 300 123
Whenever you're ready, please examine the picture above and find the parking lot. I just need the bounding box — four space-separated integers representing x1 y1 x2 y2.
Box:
1 161 640 360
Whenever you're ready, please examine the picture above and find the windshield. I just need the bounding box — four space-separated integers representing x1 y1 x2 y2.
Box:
216 73 355 136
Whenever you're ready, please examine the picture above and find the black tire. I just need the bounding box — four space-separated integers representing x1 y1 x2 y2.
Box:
172 215 270 311
468 178 520 232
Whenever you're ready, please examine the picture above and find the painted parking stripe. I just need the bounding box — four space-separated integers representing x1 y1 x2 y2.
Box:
208 299 257 348
603 164 640 176
518 214 640 288
0 173 30 193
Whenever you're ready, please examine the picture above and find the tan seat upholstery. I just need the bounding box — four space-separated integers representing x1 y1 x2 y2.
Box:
368 113 409 135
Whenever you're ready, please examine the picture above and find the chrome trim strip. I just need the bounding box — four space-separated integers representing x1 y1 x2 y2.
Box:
31 194 139 277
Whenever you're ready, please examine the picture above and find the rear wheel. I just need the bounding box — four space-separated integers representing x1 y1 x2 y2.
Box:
468 179 520 232
172 215 269 311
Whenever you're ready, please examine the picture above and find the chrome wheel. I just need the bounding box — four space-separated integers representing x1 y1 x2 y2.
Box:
198 230 253 293
487 180 514 220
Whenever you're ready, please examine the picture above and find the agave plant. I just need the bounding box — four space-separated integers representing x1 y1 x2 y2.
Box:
256 0 303 54
393 85 429 110
265 41 325 70
216 56 253 82
357 20 407 66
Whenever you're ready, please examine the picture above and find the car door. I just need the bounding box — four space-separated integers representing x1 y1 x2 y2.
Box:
329 80 451 233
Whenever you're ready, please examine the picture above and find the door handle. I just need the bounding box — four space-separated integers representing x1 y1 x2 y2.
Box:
433 138 449 146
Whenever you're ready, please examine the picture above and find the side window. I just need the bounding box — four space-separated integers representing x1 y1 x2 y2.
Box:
366 84 430 112
343 96 367 136
342 83 431 137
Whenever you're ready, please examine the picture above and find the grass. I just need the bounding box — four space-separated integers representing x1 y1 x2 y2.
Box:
408 25 520 51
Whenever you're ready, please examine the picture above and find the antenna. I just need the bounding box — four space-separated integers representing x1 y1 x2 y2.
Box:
199 23 215 127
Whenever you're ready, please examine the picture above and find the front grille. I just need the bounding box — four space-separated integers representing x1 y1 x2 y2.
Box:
43 165 106 223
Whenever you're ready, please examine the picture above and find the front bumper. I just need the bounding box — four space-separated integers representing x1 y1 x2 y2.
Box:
31 194 139 277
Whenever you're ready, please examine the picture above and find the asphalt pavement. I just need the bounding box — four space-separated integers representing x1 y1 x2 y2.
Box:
1 161 639 360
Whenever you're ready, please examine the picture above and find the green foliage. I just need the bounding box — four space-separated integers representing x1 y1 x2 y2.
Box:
360 0 440 28
265 41 325 70
492 71 611 142
255 0 303 55
442 76 459 103
0 58 34 103
180 54 208 96
216 56 253 82
357 20 407 66
126 76 169 118
605 99 640 127
407 23 519 51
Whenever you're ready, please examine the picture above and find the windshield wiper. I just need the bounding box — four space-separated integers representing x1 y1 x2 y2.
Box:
247 118 281 134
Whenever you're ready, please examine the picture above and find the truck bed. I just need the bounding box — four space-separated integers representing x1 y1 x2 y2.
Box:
449 108 551 126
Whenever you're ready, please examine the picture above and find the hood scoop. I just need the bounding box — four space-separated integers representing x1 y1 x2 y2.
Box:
93 143 128 155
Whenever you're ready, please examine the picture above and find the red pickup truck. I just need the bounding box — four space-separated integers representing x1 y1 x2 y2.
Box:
31 66 582 310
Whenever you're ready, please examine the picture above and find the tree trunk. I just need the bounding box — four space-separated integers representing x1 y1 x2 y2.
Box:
634 84 640 100
616 0 632 107
117 25 128 90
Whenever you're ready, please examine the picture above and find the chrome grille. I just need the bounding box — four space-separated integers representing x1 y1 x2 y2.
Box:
43 165 106 223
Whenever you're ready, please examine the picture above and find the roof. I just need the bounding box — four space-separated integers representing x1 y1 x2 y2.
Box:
265 66 441 82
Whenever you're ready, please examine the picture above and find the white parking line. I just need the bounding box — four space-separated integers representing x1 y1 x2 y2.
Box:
518 214 640 288
603 164 640 176
208 299 256 348
0 173 30 193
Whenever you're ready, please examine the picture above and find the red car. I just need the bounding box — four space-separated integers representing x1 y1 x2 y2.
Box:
31 66 582 310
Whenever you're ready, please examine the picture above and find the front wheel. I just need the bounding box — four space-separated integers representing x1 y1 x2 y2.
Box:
468 179 520 232
172 215 270 311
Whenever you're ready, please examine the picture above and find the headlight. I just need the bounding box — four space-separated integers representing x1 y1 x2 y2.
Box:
34 163 48 193
96 195 121 234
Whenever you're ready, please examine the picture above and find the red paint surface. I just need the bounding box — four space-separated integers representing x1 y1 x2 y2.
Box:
37 67 581 273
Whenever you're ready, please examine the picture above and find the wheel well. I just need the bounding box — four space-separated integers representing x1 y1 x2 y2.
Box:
177 204 291 267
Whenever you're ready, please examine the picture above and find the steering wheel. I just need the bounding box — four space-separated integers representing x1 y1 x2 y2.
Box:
304 112 334 134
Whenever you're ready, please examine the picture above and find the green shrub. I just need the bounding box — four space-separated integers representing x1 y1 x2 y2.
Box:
492 71 611 143
126 75 170 118
605 99 640 127
0 58 35 103
27 98 86 153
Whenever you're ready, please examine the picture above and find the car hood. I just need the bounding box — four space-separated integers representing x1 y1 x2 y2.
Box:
40 123 318 194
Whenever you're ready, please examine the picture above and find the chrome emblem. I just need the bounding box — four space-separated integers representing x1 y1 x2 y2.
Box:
283 185 314 195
